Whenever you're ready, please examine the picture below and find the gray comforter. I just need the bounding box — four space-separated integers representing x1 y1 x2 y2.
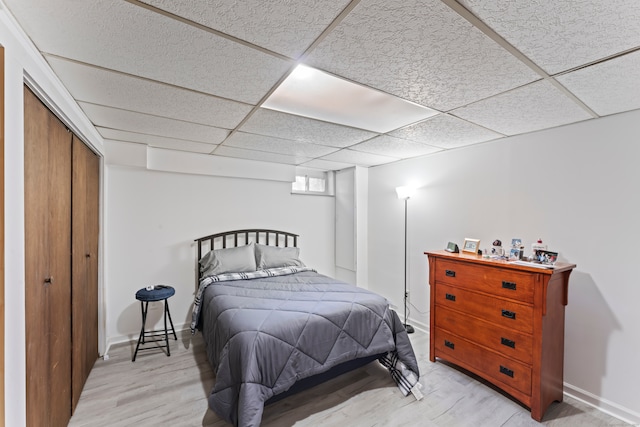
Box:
194 268 420 427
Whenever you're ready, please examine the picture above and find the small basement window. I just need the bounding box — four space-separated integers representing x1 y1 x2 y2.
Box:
291 171 334 196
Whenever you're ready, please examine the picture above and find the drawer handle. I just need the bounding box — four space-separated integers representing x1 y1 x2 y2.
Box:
445 293 456 302
502 281 517 290
500 365 514 378
501 309 516 320
444 340 455 350
501 337 516 348
445 270 456 277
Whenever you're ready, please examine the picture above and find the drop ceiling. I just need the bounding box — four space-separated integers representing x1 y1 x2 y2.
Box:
5 0 640 171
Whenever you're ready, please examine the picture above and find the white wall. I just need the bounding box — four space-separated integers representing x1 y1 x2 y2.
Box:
334 166 369 288
367 109 640 423
104 166 336 348
335 167 356 283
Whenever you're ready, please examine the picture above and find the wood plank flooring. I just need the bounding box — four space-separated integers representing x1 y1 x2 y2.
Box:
69 329 631 427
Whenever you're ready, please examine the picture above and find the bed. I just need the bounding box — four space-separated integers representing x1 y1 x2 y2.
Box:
191 229 420 427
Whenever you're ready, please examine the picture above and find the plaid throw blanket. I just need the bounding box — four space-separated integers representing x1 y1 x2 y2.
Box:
190 266 316 333
379 351 422 399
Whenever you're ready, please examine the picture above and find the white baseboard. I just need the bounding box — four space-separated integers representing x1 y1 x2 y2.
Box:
563 383 640 426
103 321 190 358
406 318 429 334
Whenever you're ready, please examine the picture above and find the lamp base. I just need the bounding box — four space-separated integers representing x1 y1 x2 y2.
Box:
403 323 415 334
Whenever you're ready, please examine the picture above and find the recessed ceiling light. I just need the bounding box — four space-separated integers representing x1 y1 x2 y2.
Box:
263 65 438 133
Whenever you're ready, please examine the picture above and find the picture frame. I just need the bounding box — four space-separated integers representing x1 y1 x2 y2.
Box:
462 238 480 254
445 242 459 253
534 250 558 265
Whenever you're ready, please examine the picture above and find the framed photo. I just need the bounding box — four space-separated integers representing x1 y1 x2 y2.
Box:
462 238 480 254
534 250 558 265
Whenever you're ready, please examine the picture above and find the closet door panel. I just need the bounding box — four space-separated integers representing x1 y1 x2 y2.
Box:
47 111 73 427
24 87 72 427
71 135 99 409
24 85 52 427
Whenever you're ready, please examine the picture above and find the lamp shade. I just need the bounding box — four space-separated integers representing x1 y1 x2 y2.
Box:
395 186 415 200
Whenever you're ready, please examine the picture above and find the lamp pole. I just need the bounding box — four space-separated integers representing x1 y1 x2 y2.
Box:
403 196 414 334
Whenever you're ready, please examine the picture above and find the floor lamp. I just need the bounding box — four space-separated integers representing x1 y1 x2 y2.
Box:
396 186 415 334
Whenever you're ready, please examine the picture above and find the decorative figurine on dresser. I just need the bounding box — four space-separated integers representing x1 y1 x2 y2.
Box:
424 249 576 421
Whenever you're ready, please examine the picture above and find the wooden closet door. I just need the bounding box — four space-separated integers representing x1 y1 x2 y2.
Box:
71 135 99 410
24 87 73 427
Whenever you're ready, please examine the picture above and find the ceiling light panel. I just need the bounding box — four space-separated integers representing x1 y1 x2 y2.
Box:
240 108 379 148
46 56 252 129
305 0 539 112
5 0 291 104
223 132 338 158
318 149 398 167
452 80 593 136
97 128 217 154
350 135 441 159
263 65 438 133
390 114 503 149
139 0 352 58
214 146 312 166
80 103 229 144
557 51 640 117
459 0 640 75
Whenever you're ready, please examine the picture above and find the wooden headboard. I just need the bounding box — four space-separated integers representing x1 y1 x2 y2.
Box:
195 229 299 287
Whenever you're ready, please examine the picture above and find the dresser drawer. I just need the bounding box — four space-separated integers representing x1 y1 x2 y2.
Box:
434 259 534 303
434 327 532 396
435 305 533 365
435 283 533 334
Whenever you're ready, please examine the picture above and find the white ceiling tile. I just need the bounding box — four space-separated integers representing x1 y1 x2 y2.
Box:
223 132 338 158
305 0 539 111
47 56 252 129
390 114 504 149
97 128 216 154
557 51 640 117
459 0 640 74
80 103 229 144
214 146 310 166
451 80 593 136
299 159 356 171
6 0 290 104
139 0 351 58
350 135 441 159
318 149 398 167
239 108 378 148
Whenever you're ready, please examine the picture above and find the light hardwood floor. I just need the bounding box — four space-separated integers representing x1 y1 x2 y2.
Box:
69 329 631 427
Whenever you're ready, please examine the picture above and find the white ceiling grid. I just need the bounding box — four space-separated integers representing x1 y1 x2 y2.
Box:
5 0 640 170
46 56 253 130
98 128 220 154
304 0 541 111
239 108 378 148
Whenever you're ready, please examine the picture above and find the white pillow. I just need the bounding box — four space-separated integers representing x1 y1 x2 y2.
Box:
199 242 256 277
255 243 305 270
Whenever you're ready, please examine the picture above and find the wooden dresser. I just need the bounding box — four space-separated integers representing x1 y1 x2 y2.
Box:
425 250 575 421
